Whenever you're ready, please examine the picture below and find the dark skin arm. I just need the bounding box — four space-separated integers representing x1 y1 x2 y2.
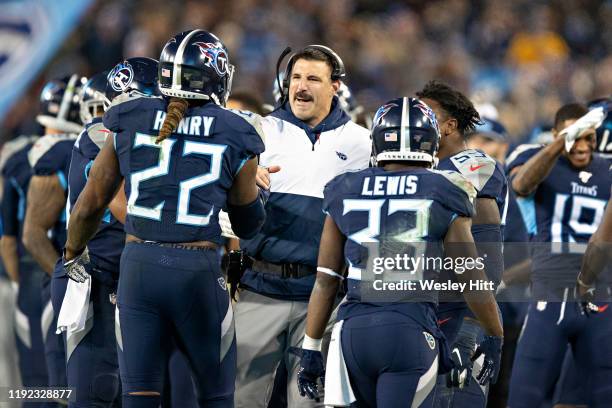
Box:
305 215 346 340
0 235 19 283
578 198 612 293
445 216 503 337
511 137 564 196
227 158 259 206
23 175 67 274
108 180 127 224
65 137 122 260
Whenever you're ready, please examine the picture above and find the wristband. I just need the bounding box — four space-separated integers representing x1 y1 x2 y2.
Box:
302 334 322 351
577 276 595 289
317 266 344 280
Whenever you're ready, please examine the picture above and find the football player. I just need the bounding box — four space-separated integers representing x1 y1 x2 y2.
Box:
294 97 503 407
588 97 611 158
416 81 507 408
0 135 49 395
22 74 84 401
63 29 265 408
506 103 611 408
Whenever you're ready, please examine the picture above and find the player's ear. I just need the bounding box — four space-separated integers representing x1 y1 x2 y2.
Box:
331 79 340 94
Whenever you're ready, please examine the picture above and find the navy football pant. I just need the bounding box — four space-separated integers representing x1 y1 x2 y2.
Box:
508 301 612 408
436 305 467 346
552 347 586 406
341 312 438 408
117 242 235 408
42 272 68 397
51 266 121 408
165 347 198 408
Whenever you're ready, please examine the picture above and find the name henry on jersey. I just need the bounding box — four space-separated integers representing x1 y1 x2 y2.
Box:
361 175 419 196
153 111 215 136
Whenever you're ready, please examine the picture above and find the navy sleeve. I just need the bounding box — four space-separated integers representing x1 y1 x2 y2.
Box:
1 178 19 236
505 144 542 174
322 173 346 216
31 143 73 178
103 105 121 132
434 172 476 218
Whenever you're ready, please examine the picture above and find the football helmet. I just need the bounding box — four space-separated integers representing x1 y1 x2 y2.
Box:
36 74 84 133
371 97 440 166
105 57 159 108
79 71 108 124
158 29 234 105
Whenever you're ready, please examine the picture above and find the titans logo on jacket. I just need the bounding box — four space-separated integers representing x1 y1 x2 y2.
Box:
103 94 265 243
506 145 611 289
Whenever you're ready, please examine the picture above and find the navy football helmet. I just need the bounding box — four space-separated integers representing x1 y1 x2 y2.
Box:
105 57 159 108
588 97 612 155
158 29 234 105
371 97 440 166
79 71 108 124
37 74 84 133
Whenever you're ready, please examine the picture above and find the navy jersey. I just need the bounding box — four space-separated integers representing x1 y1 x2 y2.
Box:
103 94 265 243
506 145 611 290
67 118 125 274
322 167 476 322
28 133 77 250
2 143 34 239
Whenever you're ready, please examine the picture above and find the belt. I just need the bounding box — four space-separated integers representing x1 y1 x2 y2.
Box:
251 259 316 279
129 239 218 252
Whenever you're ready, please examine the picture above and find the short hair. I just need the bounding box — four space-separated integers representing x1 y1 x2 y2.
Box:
228 91 265 115
554 103 588 130
416 80 481 135
290 48 335 78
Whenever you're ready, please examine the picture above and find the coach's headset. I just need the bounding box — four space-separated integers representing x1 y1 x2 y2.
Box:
275 45 346 106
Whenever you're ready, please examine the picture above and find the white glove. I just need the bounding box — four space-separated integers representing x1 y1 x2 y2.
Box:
561 107 605 152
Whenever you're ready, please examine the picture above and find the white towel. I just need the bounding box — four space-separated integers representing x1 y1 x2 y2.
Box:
324 320 356 407
56 277 92 336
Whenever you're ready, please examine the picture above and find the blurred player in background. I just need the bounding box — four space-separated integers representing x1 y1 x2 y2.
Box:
466 118 509 163
64 29 265 408
506 103 611 408
234 45 370 408
0 135 41 406
417 80 507 408
293 97 503 407
22 75 84 404
588 97 612 158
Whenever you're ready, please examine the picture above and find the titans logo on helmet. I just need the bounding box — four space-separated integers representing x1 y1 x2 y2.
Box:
108 61 134 92
193 42 229 76
373 103 398 126
414 99 440 135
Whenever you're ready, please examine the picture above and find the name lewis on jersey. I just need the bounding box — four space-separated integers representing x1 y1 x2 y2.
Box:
153 111 215 136
361 175 419 196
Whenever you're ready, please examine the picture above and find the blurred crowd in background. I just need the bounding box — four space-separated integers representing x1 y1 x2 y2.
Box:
2 0 611 148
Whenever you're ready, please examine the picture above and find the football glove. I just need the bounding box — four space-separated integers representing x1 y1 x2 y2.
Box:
289 347 325 401
63 247 91 283
577 280 603 316
446 347 472 389
561 107 605 152
472 335 503 386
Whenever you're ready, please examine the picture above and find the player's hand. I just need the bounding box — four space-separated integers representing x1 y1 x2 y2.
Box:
577 278 602 316
471 335 503 386
289 347 325 401
446 347 472 389
63 247 91 283
256 165 281 190
561 107 604 152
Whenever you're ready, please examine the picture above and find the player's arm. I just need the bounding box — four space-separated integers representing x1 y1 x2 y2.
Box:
305 215 346 341
108 180 127 224
445 216 502 337
1 179 20 283
65 137 122 260
23 175 66 274
471 197 504 286
577 199 612 290
226 158 265 239
510 137 564 196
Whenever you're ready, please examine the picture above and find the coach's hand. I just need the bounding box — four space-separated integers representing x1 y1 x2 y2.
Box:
256 165 281 190
472 335 503 386
63 247 91 283
289 347 325 401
